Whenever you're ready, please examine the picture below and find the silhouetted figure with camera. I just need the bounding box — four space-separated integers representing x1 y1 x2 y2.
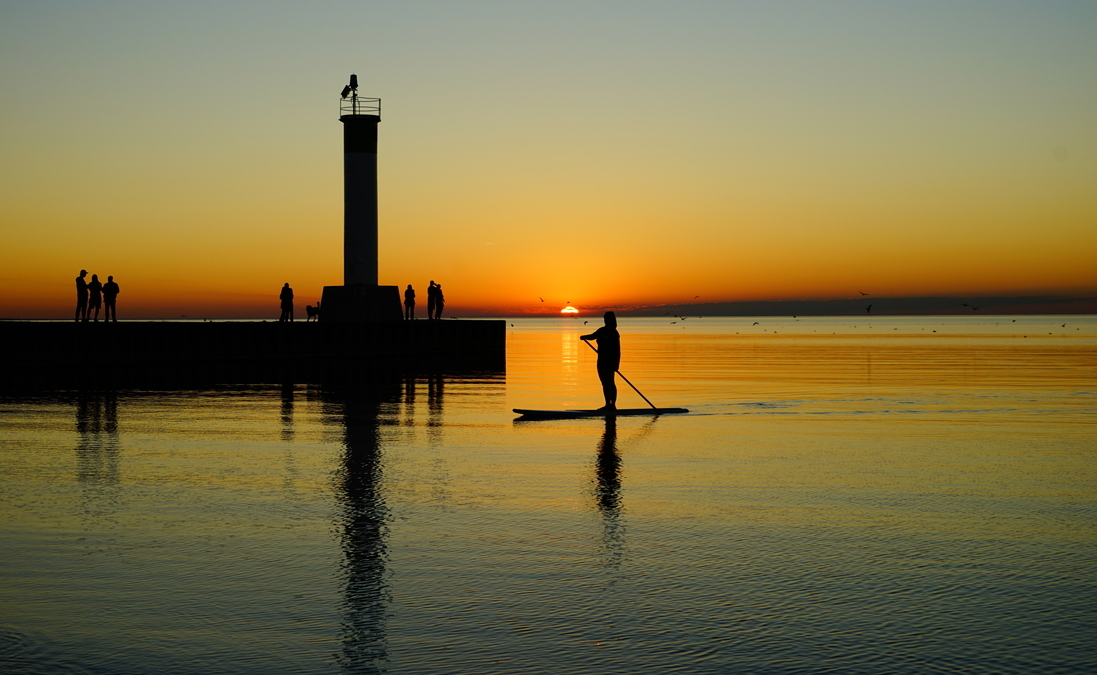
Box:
87 274 103 322
279 283 294 322
580 311 621 410
75 270 89 322
102 276 120 322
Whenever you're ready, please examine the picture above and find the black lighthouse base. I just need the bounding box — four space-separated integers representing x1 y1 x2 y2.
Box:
320 284 402 322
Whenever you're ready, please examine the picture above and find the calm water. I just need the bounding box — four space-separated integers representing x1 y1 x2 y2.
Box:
2 316 1095 674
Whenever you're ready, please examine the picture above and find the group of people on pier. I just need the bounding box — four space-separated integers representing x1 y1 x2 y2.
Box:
404 281 445 320
75 270 120 322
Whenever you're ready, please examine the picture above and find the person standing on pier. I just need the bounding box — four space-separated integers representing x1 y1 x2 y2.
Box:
580 311 621 411
87 274 104 322
102 276 120 322
426 281 438 320
279 283 295 322
404 284 416 320
434 283 445 320
75 270 89 322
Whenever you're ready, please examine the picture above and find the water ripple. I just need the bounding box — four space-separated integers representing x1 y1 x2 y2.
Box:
0 627 95 675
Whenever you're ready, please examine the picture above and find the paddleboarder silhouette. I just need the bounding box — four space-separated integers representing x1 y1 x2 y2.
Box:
581 311 621 411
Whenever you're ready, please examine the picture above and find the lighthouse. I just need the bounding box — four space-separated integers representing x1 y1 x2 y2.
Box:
320 74 402 321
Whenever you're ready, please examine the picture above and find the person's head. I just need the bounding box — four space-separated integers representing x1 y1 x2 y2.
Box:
604 311 617 327
407 284 413 289
79 270 87 277
107 276 113 282
284 282 290 288
430 280 435 286
91 274 99 282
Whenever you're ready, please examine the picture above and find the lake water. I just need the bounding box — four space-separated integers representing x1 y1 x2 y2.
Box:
2 316 1095 674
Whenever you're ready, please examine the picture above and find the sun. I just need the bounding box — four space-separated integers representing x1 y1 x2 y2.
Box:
560 306 579 316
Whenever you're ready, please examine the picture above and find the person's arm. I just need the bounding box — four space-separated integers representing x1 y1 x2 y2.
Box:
580 326 602 341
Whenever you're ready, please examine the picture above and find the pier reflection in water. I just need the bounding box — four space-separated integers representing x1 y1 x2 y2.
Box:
75 392 121 524
426 375 444 446
280 383 295 443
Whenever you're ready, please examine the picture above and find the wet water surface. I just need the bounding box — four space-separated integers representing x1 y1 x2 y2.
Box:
2 317 1095 673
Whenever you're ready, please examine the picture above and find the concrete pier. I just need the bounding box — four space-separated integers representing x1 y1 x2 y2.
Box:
2 320 505 389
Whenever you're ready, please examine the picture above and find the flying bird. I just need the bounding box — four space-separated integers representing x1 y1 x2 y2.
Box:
752 321 759 325
859 291 869 296
866 304 872 313
962 304 980 311
539 297 544 302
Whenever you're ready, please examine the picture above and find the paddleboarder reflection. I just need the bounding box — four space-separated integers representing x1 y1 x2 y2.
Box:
581 311 621 411
595 417 622 513
591 416 660 572
593 416 624 572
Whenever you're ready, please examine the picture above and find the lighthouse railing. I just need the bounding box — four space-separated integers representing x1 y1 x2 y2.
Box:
339 96 381 117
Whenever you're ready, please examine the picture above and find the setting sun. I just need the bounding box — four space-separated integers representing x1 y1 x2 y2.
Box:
560 306 579 316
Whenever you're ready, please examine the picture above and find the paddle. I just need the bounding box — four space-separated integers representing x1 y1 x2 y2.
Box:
581 339 658 409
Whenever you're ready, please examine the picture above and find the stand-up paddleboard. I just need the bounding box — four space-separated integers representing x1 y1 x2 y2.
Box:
514 407 688 420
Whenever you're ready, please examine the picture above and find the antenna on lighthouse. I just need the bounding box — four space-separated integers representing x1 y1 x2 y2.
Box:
341 74 360 111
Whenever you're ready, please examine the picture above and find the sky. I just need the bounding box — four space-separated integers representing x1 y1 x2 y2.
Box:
1 1 1095 318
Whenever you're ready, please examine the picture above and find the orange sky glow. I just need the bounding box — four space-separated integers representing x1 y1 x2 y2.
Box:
2 2 1095 319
